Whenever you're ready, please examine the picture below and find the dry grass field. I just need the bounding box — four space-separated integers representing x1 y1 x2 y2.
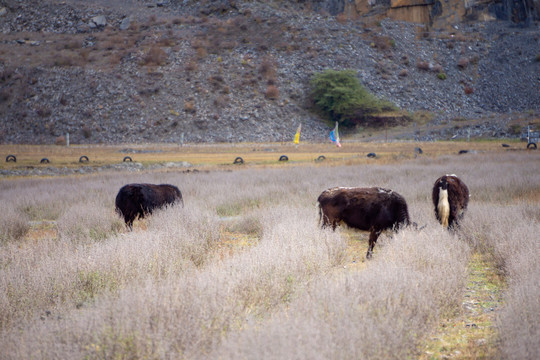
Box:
0 140 523 169
0 142 539 359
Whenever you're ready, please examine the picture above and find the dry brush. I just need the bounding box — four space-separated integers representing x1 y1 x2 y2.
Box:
0 151 538 359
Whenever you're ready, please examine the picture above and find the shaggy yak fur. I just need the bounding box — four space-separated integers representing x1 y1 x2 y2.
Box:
115 183 183 228
318 187 414 258
432 174 469 229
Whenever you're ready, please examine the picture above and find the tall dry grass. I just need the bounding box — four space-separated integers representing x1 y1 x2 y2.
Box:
0 206 29 243
0 151 538 359
462 203 540 360
213 227 469 360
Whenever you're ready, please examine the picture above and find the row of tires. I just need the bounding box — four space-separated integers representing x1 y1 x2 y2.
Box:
5 144 536 165
17 144 536 165
5 155 134 163
233 155 302 164
233 156 290 164
5 153 376 166
233 153 379 164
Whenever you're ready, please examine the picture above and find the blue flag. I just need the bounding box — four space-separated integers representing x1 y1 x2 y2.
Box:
329 122 341 147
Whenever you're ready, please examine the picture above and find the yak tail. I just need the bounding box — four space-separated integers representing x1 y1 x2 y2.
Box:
437 188 450 228
317 202 324 227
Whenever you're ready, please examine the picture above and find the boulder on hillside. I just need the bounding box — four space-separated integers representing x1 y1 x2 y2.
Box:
119 17 131 30
89 15 107 28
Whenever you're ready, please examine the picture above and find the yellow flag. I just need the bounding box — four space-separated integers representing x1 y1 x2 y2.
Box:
294 124 302 144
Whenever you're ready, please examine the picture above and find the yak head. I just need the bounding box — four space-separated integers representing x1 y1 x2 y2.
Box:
438 177 449 191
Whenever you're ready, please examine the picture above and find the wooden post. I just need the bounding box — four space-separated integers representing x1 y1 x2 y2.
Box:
66 132 70 146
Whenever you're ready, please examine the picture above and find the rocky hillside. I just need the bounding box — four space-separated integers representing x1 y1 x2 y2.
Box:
0 0 539 144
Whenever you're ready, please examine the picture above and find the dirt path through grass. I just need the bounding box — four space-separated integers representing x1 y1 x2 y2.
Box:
341 229 370 271
336 229 505 359
419 252 505 359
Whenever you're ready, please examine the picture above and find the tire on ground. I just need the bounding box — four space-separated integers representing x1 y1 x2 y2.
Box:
233 157 244 164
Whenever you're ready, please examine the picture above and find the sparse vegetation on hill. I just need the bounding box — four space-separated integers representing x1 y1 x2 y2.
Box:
0 0 538 144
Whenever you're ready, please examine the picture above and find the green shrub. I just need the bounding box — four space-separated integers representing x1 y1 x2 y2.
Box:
310 69 397 127
437 72 447 80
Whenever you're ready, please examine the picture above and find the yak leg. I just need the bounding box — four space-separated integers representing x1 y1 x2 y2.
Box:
126 213 135 230
320 216 330 229
366 228 382 259
320 214 340 231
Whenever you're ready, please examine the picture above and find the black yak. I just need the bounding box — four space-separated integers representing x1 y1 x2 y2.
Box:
432 174 469 229
115 183 183 228
318 187 415 259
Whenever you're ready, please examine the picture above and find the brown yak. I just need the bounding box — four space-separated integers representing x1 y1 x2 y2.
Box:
432 174 469 229
115 183 183 229
318 187 415 259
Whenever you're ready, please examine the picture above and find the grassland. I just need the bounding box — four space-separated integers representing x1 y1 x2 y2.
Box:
0 142 538 359
0 139 526 170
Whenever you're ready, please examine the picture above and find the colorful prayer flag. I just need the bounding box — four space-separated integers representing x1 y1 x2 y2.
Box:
329 121 341 147
294 124 302 144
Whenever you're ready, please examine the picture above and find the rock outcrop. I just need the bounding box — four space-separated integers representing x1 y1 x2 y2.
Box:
303 0 540 26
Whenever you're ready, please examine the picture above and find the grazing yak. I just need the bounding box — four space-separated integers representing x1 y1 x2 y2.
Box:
318 187 415 259
115 183 183 228
432 174 469 229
